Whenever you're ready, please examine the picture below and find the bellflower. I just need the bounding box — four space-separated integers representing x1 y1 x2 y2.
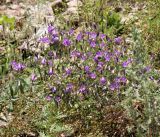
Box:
48 51 53 57
149 76 154 81
48 60 53 66
105 52 111 62
115 76 127 84
122 59 132 68
51 36 59 43
41 58 46 65
84 66 90 73
55 96 61 103
89 41 96 48
65 68 72 75
48 68 54 75
65 83 73 93
114 37 122 45
99 33 106 40
120 77 127 83
31 73 37 82
11 61 25 71
89 72 97 79
99 42 106 48
90 32 97 40
94 51 103 62
46 95 52 101
48 25 54 34
63 38 71 46
39 37 50 44
100 77 106 85
109 82 119 91
79 85 86 93
144 66 151 72
71 50 81 58
34 56 38 62
50 86 56 93
76 33 83 41
81 54 87 61
114 50 121 56
98 62 104 68
69 28 74 35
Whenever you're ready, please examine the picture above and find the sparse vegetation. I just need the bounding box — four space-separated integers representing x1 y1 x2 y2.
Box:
0 0 160 137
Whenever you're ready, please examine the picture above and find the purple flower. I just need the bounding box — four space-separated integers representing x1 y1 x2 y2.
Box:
96 51 103 57
85 31 90 35
122 61 128 68
149 76 154 81
31 73 37 82
65 68 72 75
34 56 38 62
11 61 25 71
84 66 90 73
144 66 151 72
79 85 86 93
48 68 54 75
76 33 83 41
115 76 127 83
107 37 112 42
90 41 96 47
65 83 73 93
63 38 71 46
94 51 103 62
105 54 111 62
122 59 132 68
81 54 87 61
100 77 106 85
46 95 52 101
97 62 104 72
114 77 121 83
0 25 3 31
120 77 127 83
48 51 53 57
69 28 74 35
99 42 106 48
109 82 119 91
48 60 53 66
114 57 119 63
114 50 121 56
114 37 122 45
41 58 46 65
55 96 61 103
51 36 59 43
98 62 104 68
104 52 112 62
89 72 97 79
50 86 56 93
90 32 97 40
70 50 81 58
39 37 50 44
99 33 106 39
48 25 54 34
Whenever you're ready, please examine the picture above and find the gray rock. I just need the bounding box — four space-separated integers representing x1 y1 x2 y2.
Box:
67 0 82 7
65 7 78 14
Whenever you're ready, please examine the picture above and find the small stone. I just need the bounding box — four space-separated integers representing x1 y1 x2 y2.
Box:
0 5 7 10
9 4 20 10
67 0 82 7
66 7 78 14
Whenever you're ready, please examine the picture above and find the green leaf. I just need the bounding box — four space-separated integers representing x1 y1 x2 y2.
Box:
9 84 14 99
